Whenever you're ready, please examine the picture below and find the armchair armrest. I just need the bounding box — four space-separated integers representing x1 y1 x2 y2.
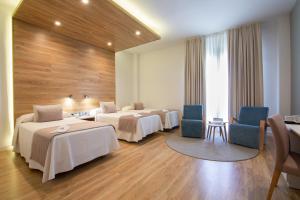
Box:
259 120 266 151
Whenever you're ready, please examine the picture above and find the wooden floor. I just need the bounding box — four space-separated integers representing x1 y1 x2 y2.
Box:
0 129 300 200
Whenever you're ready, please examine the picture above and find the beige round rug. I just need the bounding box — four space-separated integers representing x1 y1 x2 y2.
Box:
166 133 259 162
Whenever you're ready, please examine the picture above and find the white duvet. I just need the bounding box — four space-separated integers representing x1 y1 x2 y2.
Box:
13 116 119 183
95 111 163 142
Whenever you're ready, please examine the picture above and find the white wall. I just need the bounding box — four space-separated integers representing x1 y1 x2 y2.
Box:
291 0 300 114
262 14 291 116
138 42 185 110
0 6 14 149
115 15 292 116
115 52 135 108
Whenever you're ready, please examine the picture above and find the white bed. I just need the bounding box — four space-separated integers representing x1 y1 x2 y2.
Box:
95 111 163 142
128 109 179 129
13 116 119 183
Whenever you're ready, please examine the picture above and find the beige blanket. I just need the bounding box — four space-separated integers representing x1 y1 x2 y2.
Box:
31 121 114 166
118 113 152 133
149 110 168 124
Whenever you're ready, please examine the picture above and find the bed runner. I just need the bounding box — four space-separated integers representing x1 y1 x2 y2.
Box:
118 113 154 133
149 110 168 124
30 121 114 166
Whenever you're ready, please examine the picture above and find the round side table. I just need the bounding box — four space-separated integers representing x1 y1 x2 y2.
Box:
207 121 228 142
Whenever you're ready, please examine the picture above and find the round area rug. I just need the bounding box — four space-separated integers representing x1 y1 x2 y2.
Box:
166 133 259 162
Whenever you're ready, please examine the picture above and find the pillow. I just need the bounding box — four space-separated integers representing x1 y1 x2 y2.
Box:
100 102 116 113
122 105 133 111
33 105 63 122
134 102 144 110
16 113 34 124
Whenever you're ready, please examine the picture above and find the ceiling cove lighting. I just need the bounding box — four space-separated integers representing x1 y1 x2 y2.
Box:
81 0 89 5
112 0 162 35
107 42 112 46
54 20 61 26
135 30 141 36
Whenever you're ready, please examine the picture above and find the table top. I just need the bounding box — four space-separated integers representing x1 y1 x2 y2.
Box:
286 124 300 136
208 121 227 127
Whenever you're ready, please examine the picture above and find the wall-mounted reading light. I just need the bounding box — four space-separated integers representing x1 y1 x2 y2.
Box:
83 94 89 99
107 42 112 46
68 94 73 99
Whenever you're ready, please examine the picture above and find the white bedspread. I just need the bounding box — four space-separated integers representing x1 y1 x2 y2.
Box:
95 111 163 142
128 109 179 129
13 117 119 183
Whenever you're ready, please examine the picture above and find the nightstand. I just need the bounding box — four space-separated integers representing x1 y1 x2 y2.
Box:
79 116 95 121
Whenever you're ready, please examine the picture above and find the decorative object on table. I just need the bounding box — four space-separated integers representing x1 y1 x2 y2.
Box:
166 133 258 162
267 115 300 200
229 106 269 150
181 105 205 138
207 118 228 142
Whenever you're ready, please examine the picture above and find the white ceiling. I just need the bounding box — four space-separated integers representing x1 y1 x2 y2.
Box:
116 0 296 53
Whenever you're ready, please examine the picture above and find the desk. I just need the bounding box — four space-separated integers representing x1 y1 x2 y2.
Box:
287 124 300 136
285 124 300 189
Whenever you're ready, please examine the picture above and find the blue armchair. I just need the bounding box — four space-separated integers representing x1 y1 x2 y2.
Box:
229 106 269 150
181 105 205 138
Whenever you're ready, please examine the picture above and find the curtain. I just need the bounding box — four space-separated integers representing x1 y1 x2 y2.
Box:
205 32 228 121
228 23 264 118
184 37 206 105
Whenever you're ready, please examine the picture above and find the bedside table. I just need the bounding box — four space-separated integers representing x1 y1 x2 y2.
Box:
79 116 95 121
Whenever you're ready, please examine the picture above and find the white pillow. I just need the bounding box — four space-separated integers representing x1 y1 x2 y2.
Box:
16 113 34 124
122 105 134 111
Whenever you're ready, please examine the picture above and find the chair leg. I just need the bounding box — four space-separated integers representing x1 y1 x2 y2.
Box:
267 169 281 200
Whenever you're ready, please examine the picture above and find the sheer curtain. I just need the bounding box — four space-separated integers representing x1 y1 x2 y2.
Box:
205 32 228 121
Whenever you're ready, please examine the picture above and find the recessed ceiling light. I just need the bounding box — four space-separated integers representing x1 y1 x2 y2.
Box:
54 21 61 26
135 30 141 36
81 0 89 4
107 42 112 46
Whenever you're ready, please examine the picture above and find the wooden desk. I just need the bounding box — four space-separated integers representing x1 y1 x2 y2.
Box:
285 124 300 189
286 124 300 136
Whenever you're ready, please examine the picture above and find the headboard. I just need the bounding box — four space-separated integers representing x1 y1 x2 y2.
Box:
13 20 116 119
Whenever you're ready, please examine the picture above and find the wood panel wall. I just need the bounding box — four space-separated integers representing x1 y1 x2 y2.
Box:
13 20 115 118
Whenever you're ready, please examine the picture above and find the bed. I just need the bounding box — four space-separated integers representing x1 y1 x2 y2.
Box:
127 109 180 129
95 111 163 142
13 115 119 183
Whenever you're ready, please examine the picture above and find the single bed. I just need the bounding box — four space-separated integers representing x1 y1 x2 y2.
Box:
95 111 163 142
13 116 119 183
127 109 180 129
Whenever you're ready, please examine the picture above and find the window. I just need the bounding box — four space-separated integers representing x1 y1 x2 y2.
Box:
205 32 228 121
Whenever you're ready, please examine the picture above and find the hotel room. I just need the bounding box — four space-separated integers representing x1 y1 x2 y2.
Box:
0 0 299 199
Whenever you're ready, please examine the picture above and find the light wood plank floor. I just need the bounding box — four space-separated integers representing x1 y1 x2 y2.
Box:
0 129 300 200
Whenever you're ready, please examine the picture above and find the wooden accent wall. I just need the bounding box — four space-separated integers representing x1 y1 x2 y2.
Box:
13 20 115 118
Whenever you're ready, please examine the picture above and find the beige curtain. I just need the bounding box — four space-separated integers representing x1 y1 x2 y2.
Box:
184 37 206 105
228 23 264 118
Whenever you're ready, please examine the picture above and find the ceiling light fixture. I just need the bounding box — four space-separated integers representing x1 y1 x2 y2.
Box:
107 42 112 46
135 30 141 36
54 20 61 26
81 0 89 5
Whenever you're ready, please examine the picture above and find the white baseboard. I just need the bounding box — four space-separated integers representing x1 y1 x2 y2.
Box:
0 145 13 151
